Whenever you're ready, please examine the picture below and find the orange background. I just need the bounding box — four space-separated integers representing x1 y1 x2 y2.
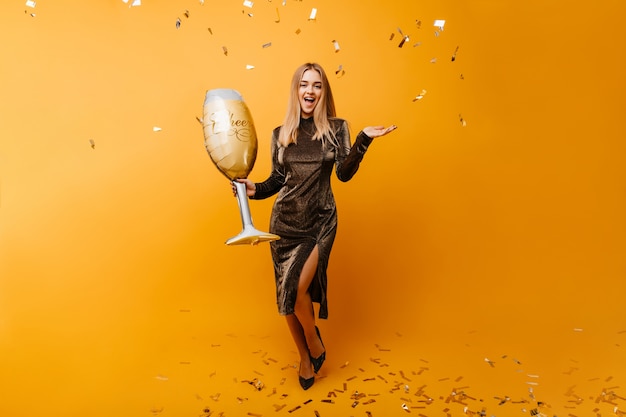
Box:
1 1 625 416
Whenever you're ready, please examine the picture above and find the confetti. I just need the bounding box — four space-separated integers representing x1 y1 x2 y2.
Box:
184 9 190 18
335 65 345 77
308 8 317 21
25 0 36 7
451 46 459 61
243 0 254 7
398 36 409 48
176 18 181 29
262 42 272 48
295 28 301 35
208 27 213 34
434 19 446 30
246 64 255 70
459 114 467 127
332 39 340 53
89 139 95 149
274 7 280 22
222 46 228 56
153 126 162 132
412 89 427 101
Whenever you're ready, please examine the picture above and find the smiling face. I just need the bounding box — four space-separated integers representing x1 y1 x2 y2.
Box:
298 69 323 118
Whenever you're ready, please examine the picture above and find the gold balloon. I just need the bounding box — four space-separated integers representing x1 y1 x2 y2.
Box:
203 89 257 180
202 89 280 245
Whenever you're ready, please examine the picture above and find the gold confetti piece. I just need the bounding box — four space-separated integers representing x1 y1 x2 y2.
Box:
401 403 410 412
179 361 191 365
179 309 191 312
25 0 36 7
274 7 280 23
314 411 320 417
153 126 162 132
262 42 272 48
89 139 95 149
430 57 437 63
308 8 317 20
208 28 213 35
415 20 422 28
222 46 228 56
434 19 446 30
321 399 334 404
340 361 350 368
176 18 181 29
149 406 164 414
451 46 459 61
459 114 467 127
243 0 253 7
398 36 409 48
288 405 301 413
332 39 340 53
413 89 427 101
247 413 261 417
273 404 286 411
155 375 168 381
246 64 255 70
184 9 190 18
295 28 301 34
389 33 395 41
574 328 583 332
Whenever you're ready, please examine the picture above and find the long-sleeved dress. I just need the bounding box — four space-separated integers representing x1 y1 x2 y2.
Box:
251 116 373 319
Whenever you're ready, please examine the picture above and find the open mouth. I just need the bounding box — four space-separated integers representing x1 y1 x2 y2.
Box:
303 97 315 103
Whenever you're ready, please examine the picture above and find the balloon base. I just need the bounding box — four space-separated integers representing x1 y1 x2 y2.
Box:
226 226 280 246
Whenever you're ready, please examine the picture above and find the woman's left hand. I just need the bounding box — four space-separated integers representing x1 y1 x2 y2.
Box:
363 125 398 138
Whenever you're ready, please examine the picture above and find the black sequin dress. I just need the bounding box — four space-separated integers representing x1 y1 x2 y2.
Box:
251 117 373 319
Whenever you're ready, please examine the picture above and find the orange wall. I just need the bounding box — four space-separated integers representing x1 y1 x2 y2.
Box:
1 0 625 415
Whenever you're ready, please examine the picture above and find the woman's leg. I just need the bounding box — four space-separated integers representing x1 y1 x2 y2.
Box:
293 245 325 361
285 314 314 379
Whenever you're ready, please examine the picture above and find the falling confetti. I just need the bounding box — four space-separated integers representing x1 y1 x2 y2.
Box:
153 126 162 132
451 45 459 61
222 46 228 56
262 42 272 48
413 89 427 101
176 18 181 29
89 139 95 149
25 0 36 7
459 114 467 127
335 65 345 77
398 35 409 48
274 7 280 23
332 39 340 53
434 19 446 30
308 8 317 21
246 64 255 70
243 0 254 7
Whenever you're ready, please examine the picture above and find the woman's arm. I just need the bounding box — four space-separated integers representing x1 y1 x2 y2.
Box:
335 120 397 182
249 128 286 199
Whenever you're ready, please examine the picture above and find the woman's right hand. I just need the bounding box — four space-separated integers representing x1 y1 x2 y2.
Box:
232 178 256 197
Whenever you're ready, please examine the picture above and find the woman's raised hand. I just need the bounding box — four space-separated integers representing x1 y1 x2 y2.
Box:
362 125 398 138
232 178 256 197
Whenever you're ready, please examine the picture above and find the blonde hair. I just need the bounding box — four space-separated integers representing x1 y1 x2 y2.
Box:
278 63 338 148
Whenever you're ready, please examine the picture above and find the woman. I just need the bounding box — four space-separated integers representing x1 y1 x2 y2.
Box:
236 62 396 390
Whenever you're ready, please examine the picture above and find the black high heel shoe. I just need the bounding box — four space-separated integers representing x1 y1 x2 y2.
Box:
298 364 314 390
309 326 326 374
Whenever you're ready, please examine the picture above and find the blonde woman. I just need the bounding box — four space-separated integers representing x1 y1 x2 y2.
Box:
236 62 396 390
